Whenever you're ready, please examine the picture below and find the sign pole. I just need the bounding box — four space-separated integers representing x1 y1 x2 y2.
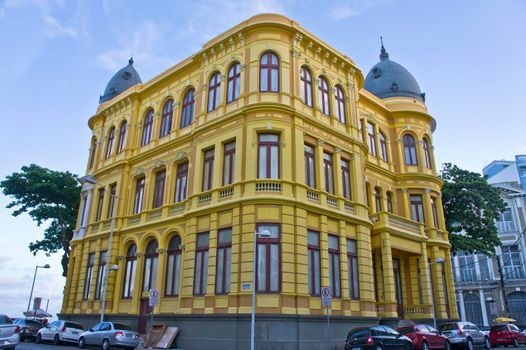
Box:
148 288 159 347
326 305 330 348
321 286 331 349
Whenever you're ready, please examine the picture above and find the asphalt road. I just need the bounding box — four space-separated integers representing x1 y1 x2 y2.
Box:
17 341 78 349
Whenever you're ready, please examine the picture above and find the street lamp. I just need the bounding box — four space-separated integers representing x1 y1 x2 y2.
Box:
27 264 50 313
251 229 271 350
429 257 445 328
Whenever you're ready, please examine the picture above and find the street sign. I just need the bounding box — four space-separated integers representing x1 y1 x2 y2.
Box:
149 289 159 307
321 287 331 307
33 297 42 311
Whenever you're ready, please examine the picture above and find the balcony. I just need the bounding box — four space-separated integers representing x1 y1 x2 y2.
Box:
369 212 424 238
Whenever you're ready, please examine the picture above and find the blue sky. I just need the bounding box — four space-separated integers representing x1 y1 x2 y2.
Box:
0 0 525 318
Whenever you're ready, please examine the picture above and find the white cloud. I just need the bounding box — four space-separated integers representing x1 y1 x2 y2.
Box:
43 14 78 38
328 0 393 21
330 4 360 20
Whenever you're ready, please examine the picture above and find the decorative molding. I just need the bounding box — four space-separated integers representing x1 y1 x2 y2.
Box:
266 123 272 130
135 168 145 176
175 151 187 161
402 188 408 193
317 139 325 146
424 188 431 193
154 159 164 169
335 147 342 154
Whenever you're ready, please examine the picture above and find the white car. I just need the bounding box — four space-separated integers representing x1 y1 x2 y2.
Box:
36 320 85 345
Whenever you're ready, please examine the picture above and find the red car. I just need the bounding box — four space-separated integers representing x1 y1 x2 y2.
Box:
398 324 450 350
489 324 526 347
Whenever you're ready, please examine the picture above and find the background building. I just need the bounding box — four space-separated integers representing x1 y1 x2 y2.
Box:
454 155 526 326
60 14 457 349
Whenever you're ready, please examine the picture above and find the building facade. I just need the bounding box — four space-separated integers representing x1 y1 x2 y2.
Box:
454 156 526 327
60 14 457 349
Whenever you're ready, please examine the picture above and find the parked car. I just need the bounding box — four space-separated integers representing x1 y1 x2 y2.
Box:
438 322 488 350
78 322 141 350
398 324 449 350
345 325 413 350
0 314 19 349
36 320 85 345
12 319 43 342
489 324 526 347
479 326 490 338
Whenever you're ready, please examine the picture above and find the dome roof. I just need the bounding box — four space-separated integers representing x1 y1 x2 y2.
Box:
99 58 142 104
364 43 424 102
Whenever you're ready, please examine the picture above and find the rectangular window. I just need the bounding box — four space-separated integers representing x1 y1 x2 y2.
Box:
431 197 439 228
258 134 280 179
194 233 210 295
202 149 215 191
341 159 352 200
386 192 393 213
410 194 424 223
328 235 341 297
215 228 232 294
107 184 117 218
304 145 316 188
375 188 382 212
95 188 105 222
502 245 525 280
416 259 424 304
222 142 236 186
152 170 166 209
307 230 321 296
323 152 334 194
165 238 182 296
367 122 377 156
347 239 359 299
477 254 491 280
379 132 388 162
94 251 107 299
458 251 476 282
133 177 145 214
174 162 188 202
256 224 280 293
83 253 95 300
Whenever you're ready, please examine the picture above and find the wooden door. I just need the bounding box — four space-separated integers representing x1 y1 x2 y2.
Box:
138 298 151 334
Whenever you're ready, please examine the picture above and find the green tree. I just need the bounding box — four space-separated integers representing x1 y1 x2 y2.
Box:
1 164 80 277
440 163 506 255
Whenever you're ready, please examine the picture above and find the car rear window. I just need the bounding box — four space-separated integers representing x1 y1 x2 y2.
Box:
348 329 370 339
398 326 414 335
26 320 43 326
65 322 84 330
491 325 507 332
0 315 12 324
439 323 457 331
112 323 132 331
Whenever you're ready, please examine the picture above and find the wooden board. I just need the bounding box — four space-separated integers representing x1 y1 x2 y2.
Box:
155 326 179 349
145 324 167 347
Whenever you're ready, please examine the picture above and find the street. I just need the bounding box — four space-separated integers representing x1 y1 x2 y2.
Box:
17 342 78 350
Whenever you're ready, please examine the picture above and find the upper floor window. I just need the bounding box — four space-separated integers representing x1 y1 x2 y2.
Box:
194 232 210 295
88 137 97 169
142 240 159 292
260 52 279 92
256 223 280 293
83 252 95 300
227 63 241 103
431 197 439 228
374 187 382 212
502 245 525 280
323 152 334 194
258 134 280 179
207 72 221 112
347 239 359 299
300 66 313 107
222 142 236 186
165 236 182 296
386 192 393 213
379 131 388 162
105 127 115 159
216 228 232 295
141 109 154 146
304 144 316 188
318 76 330 115
403 134 418 166
152 170 166 209
423 138 432 169
107 183 117 218
94 250 107 300
95 188 105 221
341 159 352 200
367 122 377 156
133 177 145 214
174 162 188 202
410 194 424 223
160 99 173 138
123 244 137 298
180 88 195 129
335 85 346 123
458 251 476 282
116 121 127 154
328 235 341 297
202 148 215 191
307 230 321 296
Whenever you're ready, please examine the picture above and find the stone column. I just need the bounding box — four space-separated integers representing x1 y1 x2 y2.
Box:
380 232 397 317
479 288 489 326
457 290 466 321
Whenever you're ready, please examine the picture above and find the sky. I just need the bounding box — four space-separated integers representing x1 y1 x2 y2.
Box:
0 0 525 319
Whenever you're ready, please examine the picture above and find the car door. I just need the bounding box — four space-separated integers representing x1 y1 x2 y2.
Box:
47 321 61 340
427 325 445 349
99 322 112 344
85 323 101 345
371 326 388 348
468 323 484 345
384 326 404 350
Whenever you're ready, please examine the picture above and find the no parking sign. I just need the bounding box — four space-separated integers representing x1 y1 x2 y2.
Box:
321 287 331 307
149 289 159 307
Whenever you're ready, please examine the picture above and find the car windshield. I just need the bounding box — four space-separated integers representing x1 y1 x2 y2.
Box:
398 326 414 335
112 323 132 331
0 315 12 324
491 325 507 332
439 323 457 331
65 322 84 330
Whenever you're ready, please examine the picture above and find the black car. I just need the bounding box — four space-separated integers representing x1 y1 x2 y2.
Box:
345 325 414 350
13 319 44 341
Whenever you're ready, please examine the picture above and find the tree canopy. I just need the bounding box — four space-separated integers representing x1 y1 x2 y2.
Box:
440 163 506 255
1 164 80 277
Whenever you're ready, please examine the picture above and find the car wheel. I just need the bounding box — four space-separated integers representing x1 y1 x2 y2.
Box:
102 338 111 350
423 341 429 350
78 337 85 348
36 333 42 344
513 338 518 348
54 334 61 346
467 339 474 350
485 337 491 349
445 341 451 350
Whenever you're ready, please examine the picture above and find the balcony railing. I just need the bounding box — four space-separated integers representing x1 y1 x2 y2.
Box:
497 221 516 233
255 180 282 192
306 190 319 202
369 212 423 236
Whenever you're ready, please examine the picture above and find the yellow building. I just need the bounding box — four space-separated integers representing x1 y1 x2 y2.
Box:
60 13 457 349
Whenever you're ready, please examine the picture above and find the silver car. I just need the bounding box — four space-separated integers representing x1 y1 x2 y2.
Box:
36 320 85 345
439 322 487 350
0 314 19 350
78 322 141 350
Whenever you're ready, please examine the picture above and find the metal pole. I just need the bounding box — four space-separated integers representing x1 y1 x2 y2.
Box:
100 197 116 323
326 305 330 348
429 262 437 328
251 230 256 350
45 299 49 312
496 255 510 316
27 266 39 313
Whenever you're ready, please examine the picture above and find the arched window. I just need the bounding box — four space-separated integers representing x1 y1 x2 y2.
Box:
207 72 221 112
226 63 241 103
300 66 312 107
116 121 127 154
259 52 279 92
386 191 393 213
142 240 159 292
375 187 382 212
403 134 418 166
318 76 330 116
123 244 137 298
141 109 154 146
105 127 115 159
159 99 173 138
423 138 432 169
335 85 346 123
165 235 182 296
180 89 195 128
88 137 97 169
379 131 388 162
